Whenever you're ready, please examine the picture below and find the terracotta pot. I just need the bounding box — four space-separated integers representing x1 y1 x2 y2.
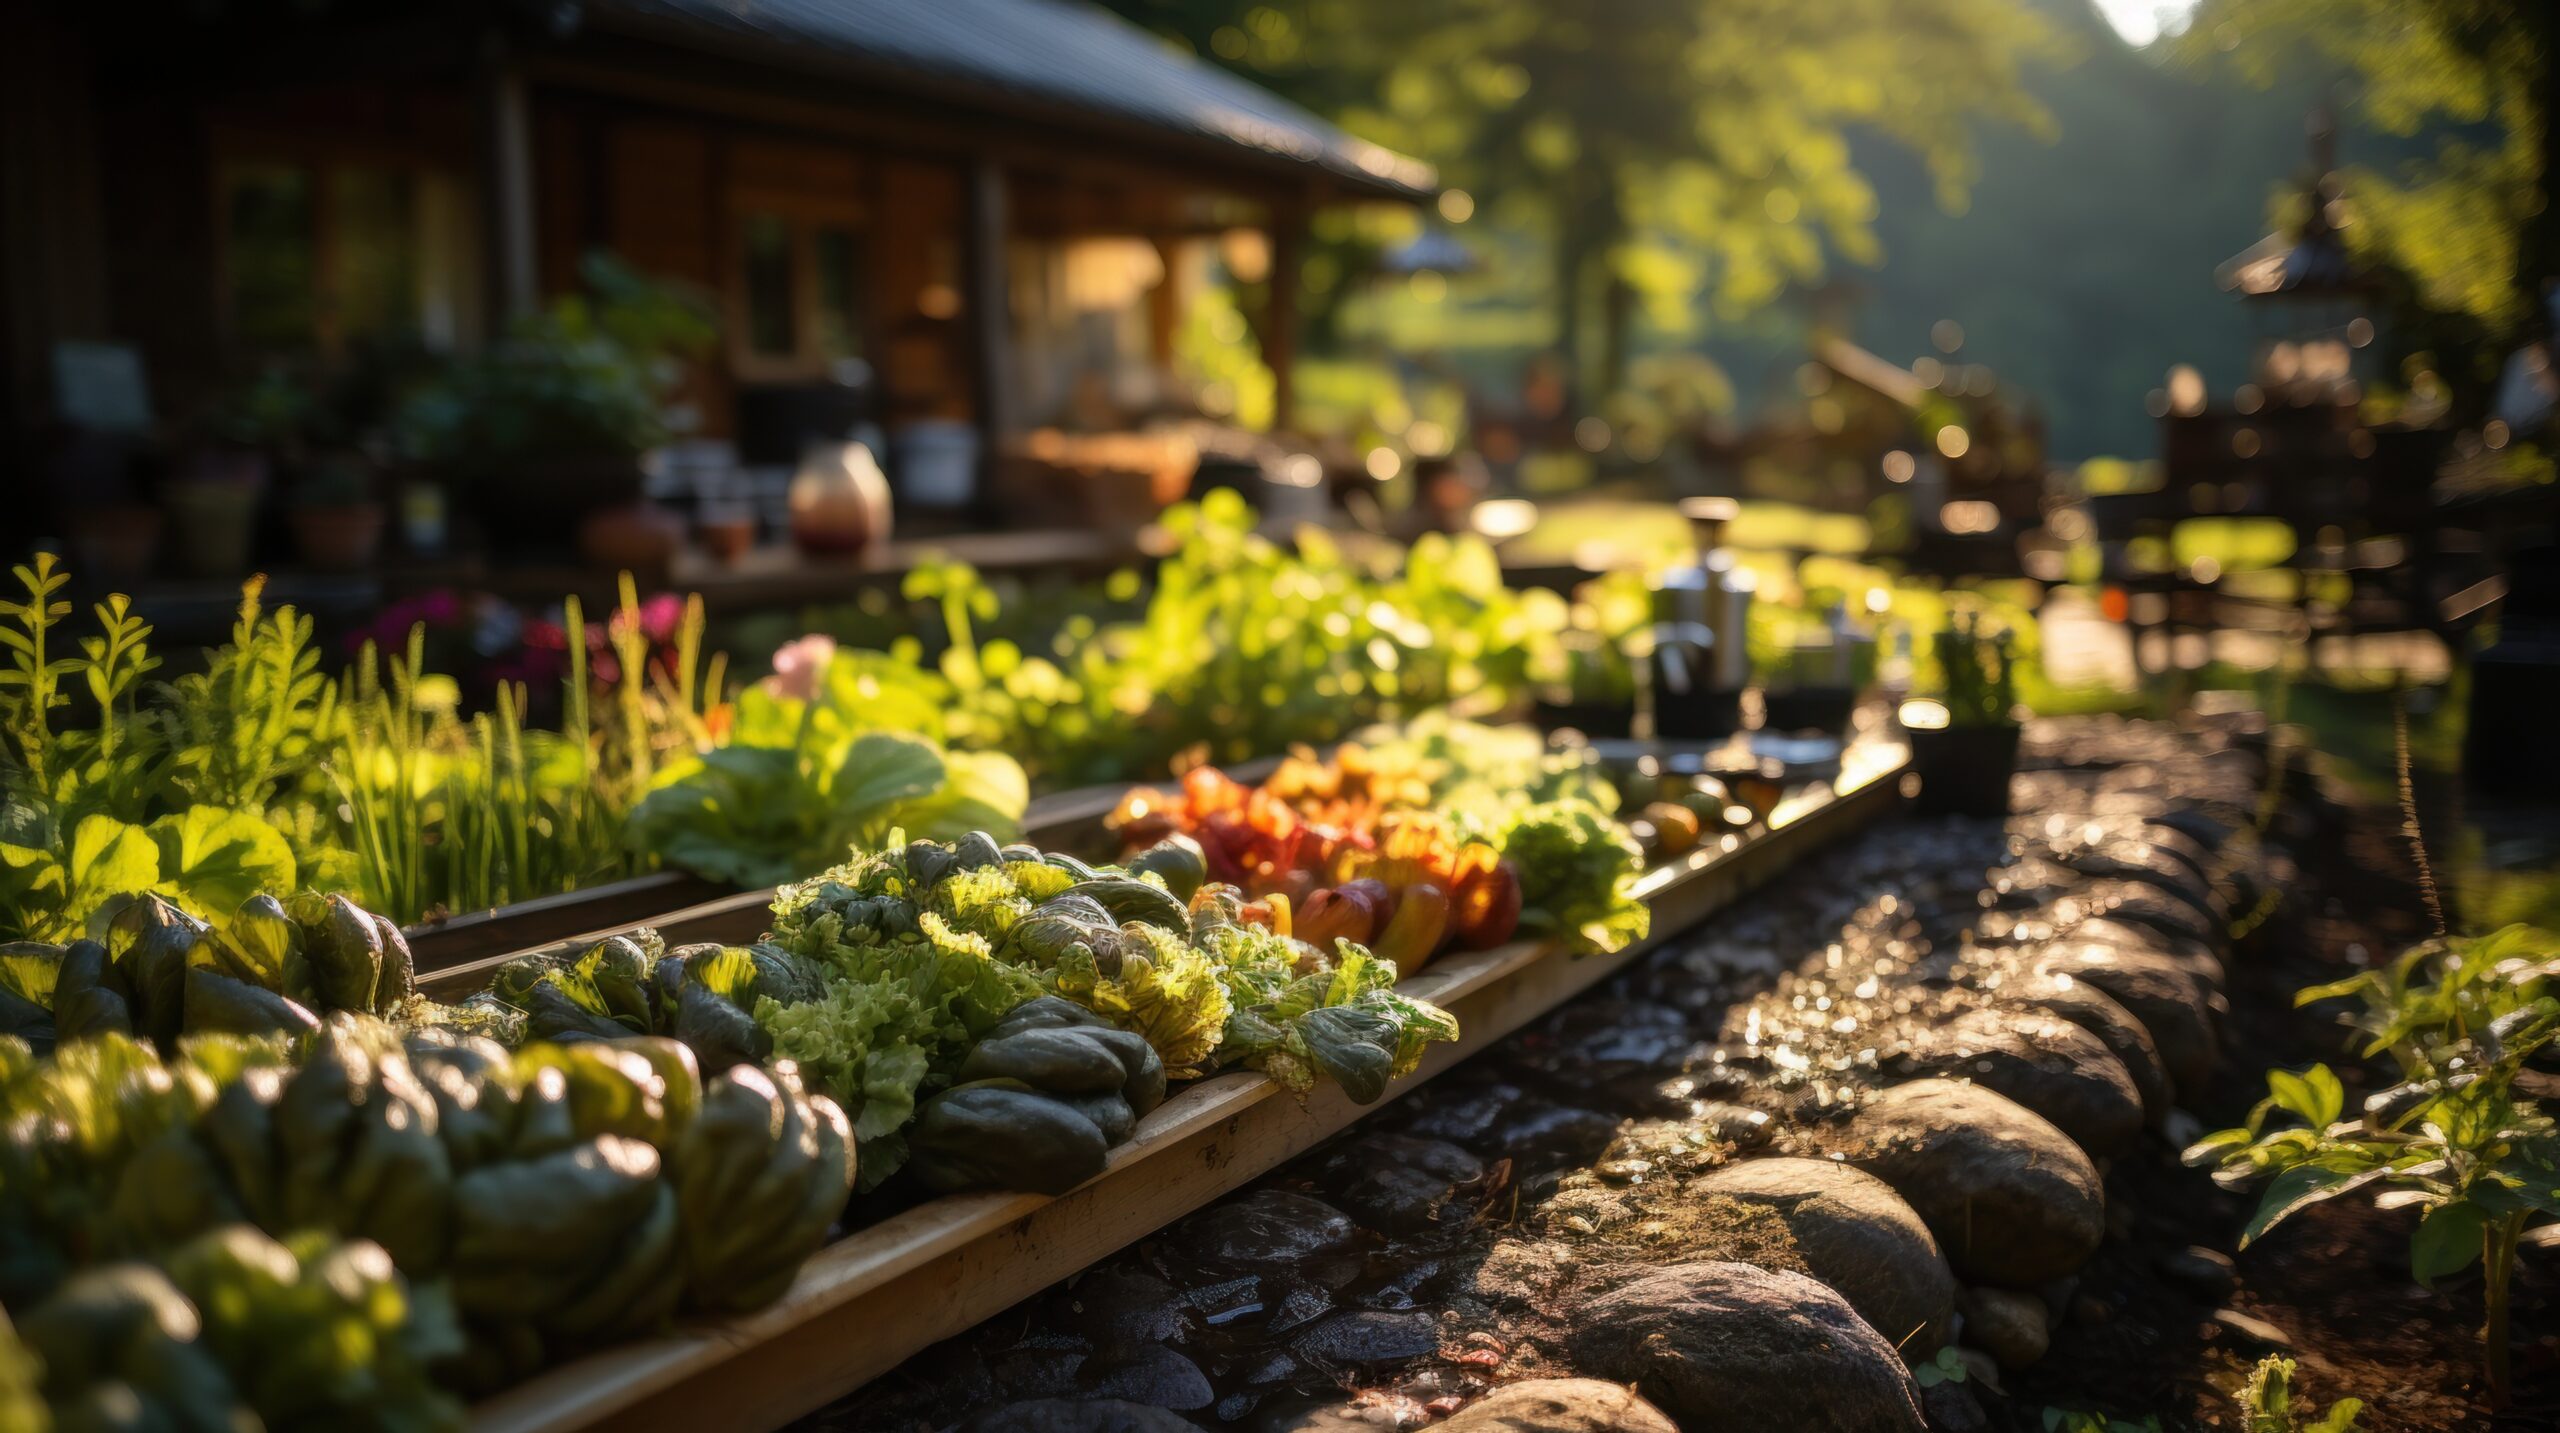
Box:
67 505 164 582
162 481 262 578
579 502 684 583
698 515 757 566
290 502 386 572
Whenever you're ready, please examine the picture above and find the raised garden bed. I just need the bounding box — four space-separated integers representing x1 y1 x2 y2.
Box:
401 768 1219 980
460 742 1910 1432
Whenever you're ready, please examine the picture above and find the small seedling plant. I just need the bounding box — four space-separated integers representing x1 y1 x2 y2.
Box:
1935 610 2018 727
2186 925 2560 1406
2237 1355 2364 1433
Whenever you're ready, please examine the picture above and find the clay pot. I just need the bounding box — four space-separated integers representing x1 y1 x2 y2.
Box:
290 502 386 572
698 513 757 565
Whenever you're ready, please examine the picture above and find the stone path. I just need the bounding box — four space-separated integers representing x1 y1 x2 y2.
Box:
803 715 2276 1433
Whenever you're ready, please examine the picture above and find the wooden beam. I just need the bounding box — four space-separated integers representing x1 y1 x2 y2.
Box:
1265 204 1303 433
964 157 1016 453
1146 232 1181 371
480 54 539 323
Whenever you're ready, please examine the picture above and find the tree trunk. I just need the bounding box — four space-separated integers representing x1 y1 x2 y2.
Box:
1553 208 1589 412
1601 268 1635 399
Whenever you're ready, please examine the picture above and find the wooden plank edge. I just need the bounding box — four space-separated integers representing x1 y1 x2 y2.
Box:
412 774 1177 1002
466 754 1906 1433
404 873 732 973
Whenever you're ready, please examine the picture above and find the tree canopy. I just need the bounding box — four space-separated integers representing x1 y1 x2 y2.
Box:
1106 0 2060 399
2179 0 2557 400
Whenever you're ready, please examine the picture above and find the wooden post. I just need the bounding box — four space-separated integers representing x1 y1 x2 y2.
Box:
481 53 539 326
1265 203 1303 434
964 157 1016 455
1145 232 1180 372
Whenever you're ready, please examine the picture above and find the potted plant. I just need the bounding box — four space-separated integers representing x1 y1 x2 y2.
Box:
287 457 386 571
1903 612 2020 817
398 254 713 556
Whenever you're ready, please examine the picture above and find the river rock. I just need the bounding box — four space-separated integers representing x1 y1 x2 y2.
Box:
1401 1080 1524 1145
957 1396 1201 1432
2068 913 2228 992
1833 1080 2105 1286
1172 1190 1358 1273
1954 1285 2050 1369
1690 1157 1958 1356
1919 1378 1990 1433
2050 879 2223 953
1999 968 2172 1126
1436 1379 1679 1433
1288 1310 1440 1367
2043 836 2225 923
1315 1134 1487 1235
2030 943 2219 1100
1083 1343 1213 1410
1061 1269 1187 1358
2157 1245 2238 1302
1899 1008 2144 1158
1490 1104 1624 1172
1566 1262 1926 1432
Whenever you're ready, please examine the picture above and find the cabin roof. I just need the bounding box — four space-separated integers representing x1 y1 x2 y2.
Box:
587 0 1436 201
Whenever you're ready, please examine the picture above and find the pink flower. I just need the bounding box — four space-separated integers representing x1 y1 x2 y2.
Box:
763 634 838 702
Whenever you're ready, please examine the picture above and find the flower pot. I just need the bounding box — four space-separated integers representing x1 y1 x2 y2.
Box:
1759 684 1858 735
162 481 262 578
698 513 757 566
67 505 164 583
290 502 386 572
1908 722 2021 818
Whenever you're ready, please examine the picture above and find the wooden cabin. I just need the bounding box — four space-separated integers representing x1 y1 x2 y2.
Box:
3 0 1432 540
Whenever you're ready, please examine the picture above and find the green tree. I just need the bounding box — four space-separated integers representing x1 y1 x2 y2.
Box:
1107 0 2060 404
2182 0 2558 386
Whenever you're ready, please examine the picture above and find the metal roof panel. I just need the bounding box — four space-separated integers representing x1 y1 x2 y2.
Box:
587 0 1435 200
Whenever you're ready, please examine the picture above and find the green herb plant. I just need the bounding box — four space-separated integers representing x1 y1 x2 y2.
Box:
1933 609 2018 728
2185 926 2560 1405
1 560 298 940
2236 1355 2364 1433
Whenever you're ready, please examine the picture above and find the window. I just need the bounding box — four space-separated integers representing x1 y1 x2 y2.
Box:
218 160 477 356
730 207 869 379
813 227 865 362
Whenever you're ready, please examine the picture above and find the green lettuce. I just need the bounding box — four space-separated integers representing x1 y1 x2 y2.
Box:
1205 930 1460 1103
1041 922 1232 1079
1498 799 1651 955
